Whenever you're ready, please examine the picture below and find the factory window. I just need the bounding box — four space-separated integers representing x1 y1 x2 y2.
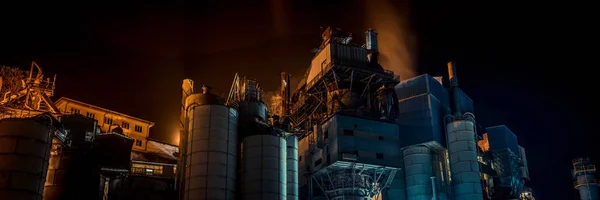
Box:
135 140 142 146
134 125 143 132
343 129 354 136
122 122 130 129
376 153 384 159
131 163 163 176
378 136 384 140
86 112 95 119
70 108 80 114
314 158 322 167
104 117 113 125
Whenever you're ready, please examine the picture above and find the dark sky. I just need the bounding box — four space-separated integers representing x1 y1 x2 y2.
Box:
1 1 595 199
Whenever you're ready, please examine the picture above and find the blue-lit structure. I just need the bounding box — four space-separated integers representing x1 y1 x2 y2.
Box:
164 26 535 200
284 27 533 200
287 26 400 200
572 157 598 200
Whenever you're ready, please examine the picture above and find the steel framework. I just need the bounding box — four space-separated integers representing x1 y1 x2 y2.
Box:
310 161 398 200
289 56 399 140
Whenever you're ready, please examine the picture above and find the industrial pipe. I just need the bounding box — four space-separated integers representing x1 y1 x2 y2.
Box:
431 177 437 200
281 72 291 116
447 61 461 116
403 146 434 200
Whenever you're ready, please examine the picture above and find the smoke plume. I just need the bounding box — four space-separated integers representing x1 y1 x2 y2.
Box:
263 91 282 117
366 0 417 80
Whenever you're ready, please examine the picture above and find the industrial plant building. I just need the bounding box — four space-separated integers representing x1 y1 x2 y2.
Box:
0 62 178 199
0 26 564 200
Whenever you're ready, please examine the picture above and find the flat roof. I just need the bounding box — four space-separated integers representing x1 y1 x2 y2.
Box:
55 97 154 127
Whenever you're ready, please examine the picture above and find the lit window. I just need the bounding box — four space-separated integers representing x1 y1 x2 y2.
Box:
104 117 113 125
134 125 142 132
122 122 130 129
70 108 80 114
131 163 163 176
86 112 95 119
135 140 143 146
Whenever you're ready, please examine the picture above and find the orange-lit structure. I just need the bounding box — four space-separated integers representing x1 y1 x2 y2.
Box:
0 63 178 200
0 62 60 119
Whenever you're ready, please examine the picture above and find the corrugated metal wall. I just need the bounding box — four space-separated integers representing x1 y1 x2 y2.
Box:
330 43 368 66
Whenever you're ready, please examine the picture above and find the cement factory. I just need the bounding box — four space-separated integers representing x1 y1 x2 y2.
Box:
0 26 596 200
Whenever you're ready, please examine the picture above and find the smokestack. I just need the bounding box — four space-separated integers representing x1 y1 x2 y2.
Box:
447 62 458 87
281 72 291 116
447 62 461 116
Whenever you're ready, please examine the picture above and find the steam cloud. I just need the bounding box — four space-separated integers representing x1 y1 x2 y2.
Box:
366 0 417 80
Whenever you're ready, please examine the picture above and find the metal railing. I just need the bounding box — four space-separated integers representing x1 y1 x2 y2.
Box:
574 179 598 188
573 157 592 165
574 165 597 173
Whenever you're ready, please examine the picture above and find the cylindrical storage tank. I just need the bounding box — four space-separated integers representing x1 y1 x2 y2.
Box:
384 157 407 200
43 138 67 200
242 134 287 200
237 101 268 139
446 119 483 200
572 157 599 200
403 145 433 200
286 135 299 200
0 117 54 200
44 145 99 200
183 88 238 200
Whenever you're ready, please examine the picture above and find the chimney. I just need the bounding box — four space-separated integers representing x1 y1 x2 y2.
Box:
447 62 462 116
281 72 291 116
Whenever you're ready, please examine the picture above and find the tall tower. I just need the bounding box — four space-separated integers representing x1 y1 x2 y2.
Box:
445 62 484 200
572 157 599 200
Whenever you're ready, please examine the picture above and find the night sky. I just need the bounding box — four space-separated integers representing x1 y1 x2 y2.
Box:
1 1 595 199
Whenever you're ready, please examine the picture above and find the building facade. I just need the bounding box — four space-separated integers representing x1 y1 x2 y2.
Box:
54 97 154 152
